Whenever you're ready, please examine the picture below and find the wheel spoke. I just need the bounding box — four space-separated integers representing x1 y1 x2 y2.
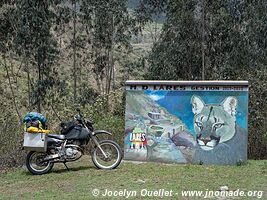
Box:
92 141 122 169
29 152 51 172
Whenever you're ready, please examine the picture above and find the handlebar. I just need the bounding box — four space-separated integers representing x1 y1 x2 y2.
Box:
74 109 93 125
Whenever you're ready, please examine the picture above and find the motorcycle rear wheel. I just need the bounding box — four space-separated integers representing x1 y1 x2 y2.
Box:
26 151 54 175
91 140 122 170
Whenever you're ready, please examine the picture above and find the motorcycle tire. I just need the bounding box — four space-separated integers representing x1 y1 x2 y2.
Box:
26 151 54 175
91 140 122 170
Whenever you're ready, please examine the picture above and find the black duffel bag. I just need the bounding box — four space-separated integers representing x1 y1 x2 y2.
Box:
60 121 76 135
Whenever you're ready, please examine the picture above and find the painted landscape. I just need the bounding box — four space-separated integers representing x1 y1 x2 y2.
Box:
124 90 248 165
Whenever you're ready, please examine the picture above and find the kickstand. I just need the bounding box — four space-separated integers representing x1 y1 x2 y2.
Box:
63 162 69 171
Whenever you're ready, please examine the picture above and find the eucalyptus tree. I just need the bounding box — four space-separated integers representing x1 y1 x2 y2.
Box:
0 1 23 121
15 0 59 112
136 0 267 158
80 0 132 95
140 0 266 80
144 0 202 80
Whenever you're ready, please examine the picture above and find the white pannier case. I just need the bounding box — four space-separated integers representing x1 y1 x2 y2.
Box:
23 132 47 152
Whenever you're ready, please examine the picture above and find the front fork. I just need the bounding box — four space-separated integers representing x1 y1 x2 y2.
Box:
91 133 108 158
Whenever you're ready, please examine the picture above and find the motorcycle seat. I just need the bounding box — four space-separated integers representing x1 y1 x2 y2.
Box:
48 134 65 140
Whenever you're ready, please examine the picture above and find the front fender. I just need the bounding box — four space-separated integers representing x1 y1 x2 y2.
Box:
93 130 112 136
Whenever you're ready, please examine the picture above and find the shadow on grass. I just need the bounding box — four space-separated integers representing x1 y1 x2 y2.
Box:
21 171 33 176
51 165 95 174
20 165 95 176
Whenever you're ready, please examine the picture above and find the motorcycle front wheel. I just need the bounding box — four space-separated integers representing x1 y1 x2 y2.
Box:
92 140 122 170
26 151 54 175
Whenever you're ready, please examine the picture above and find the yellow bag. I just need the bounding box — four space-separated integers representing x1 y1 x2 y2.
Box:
24 120 44 132
27 126 50 134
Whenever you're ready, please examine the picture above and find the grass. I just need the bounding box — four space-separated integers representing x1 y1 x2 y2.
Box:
0 157 266 200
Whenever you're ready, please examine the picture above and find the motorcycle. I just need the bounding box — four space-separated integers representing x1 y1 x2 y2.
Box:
25 109 123 175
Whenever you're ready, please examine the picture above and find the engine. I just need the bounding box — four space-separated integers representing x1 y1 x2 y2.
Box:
64 145 82 160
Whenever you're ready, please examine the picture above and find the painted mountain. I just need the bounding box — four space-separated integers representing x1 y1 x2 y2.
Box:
124 90 195 163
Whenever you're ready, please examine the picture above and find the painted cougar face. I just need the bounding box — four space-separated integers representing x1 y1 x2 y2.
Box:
191 96 237 151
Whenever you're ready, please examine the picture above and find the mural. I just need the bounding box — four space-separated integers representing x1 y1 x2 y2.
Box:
124 82 248 165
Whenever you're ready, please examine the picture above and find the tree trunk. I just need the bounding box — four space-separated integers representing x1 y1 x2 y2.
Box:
95 74 102 94
201 0 205 80
73 0 77 101
3 55 22 123
112 51 115 91
37 62 41 113
26 58 31 109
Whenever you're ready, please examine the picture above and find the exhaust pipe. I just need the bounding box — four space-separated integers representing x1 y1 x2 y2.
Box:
43 154 60 162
